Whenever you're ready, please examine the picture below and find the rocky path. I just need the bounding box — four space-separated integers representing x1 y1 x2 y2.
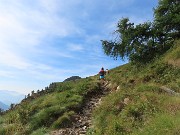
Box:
50 81 110 135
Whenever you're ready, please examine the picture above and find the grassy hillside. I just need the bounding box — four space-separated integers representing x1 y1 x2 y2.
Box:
89 40 180 135
0 78 100 135
0 40 179 135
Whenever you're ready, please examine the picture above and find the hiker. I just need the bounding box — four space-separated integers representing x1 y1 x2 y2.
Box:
99 67 105 81
106 69 109 75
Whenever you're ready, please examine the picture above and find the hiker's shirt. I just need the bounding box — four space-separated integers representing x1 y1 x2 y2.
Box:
99 70 105 79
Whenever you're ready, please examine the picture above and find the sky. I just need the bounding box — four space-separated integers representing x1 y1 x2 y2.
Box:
0 0 158 95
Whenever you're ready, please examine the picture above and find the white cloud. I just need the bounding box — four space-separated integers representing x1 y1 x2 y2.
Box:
0 0 82 46
39 0 59 13
0 0 157 94
0 0 81 70
0 70 15 78
67 44 84 52
0 48 30 69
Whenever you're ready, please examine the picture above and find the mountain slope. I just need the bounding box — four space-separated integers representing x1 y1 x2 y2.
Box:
0 40 179 135
0 78 100 135
51 81 110 135
91 40 180 135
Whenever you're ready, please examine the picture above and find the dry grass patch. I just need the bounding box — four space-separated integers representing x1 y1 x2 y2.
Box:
167 59 180 67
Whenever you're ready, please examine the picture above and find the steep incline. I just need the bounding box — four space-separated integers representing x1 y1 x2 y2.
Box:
50 81 110 135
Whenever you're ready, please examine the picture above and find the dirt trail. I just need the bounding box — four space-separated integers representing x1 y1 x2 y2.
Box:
50 81 110 135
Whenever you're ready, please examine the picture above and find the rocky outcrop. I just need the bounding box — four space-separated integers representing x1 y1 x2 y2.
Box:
160 86 180 96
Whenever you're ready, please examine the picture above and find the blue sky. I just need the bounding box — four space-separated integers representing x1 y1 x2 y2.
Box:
0 0 158 95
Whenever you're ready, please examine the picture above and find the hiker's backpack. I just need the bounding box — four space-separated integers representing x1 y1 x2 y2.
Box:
99 70 105 76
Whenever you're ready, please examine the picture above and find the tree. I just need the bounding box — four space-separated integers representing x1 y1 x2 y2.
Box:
64 76 81 82
101 0 180 63
0 108 4 115
10 103 15 110
154 0 180 40
102 18 158 63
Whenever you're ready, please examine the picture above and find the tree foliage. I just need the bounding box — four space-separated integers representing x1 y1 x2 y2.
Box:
154 0 180 39
102 0 180 63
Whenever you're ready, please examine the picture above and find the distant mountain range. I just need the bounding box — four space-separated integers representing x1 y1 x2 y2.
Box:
0 90 25 110
0 101 9 111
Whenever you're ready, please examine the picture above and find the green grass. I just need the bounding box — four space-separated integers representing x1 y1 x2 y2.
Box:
0 77 99 134
30 127 49 135
135 113 180 135
51 111 75 129
164 40 180 68
92 89 161 135
0 40 179 135
91 41 180 135
165 40 180 60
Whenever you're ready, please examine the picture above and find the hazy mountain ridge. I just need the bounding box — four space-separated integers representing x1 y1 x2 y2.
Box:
0 90 24 106
0 101 9 111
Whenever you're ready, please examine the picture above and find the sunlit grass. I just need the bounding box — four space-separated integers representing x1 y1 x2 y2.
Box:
92 41 180 135
0 40 179 135
0 77 99 134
